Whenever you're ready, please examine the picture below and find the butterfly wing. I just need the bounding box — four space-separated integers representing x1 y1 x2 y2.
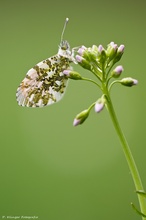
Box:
16 55 71 107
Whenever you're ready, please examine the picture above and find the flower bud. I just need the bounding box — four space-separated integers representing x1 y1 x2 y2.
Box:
73 109 89 126
95 98 105 113
73 118 81 126
98 45 104 53
113 44 125 64
118 44 125 53
76 55 91 70
92 45 98 53
111 65 124 78
63 70 82 80
97 45 106 63
86 47 97 61
77 46 87 56
106 42 118 61
120 77 138 87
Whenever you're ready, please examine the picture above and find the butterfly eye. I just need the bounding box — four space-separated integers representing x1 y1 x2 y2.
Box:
60 40 70 50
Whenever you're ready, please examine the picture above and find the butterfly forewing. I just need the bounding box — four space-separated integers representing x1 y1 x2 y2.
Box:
16 54 71 107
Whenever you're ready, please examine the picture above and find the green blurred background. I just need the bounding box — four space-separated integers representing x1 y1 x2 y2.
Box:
1 0 146 219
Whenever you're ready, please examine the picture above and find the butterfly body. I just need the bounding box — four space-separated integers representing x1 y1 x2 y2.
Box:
16 40 75 107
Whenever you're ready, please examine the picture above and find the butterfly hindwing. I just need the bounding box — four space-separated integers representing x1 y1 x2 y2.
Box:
16 54 71 107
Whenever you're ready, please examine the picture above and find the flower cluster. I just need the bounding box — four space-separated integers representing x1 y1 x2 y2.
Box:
76 43 125 77
63 42 138 126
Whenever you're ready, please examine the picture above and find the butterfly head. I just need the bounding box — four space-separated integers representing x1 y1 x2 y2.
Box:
58 40 71 57
60 40 70 50
57 18 73 58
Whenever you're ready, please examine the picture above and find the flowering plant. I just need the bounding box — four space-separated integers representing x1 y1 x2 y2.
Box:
63 42 146 219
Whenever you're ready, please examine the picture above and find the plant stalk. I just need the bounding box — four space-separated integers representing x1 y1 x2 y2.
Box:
104 87 146 219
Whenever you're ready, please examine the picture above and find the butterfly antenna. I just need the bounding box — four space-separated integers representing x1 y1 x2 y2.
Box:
61 18 69 42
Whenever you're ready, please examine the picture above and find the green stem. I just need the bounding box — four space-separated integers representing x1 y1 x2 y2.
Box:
103 85 146 219
82 77 101 88
108 80 121 92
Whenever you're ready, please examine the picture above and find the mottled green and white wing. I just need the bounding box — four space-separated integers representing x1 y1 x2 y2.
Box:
16 55 70 107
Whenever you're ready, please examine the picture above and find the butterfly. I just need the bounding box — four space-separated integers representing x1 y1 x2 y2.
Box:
16 18 76 107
